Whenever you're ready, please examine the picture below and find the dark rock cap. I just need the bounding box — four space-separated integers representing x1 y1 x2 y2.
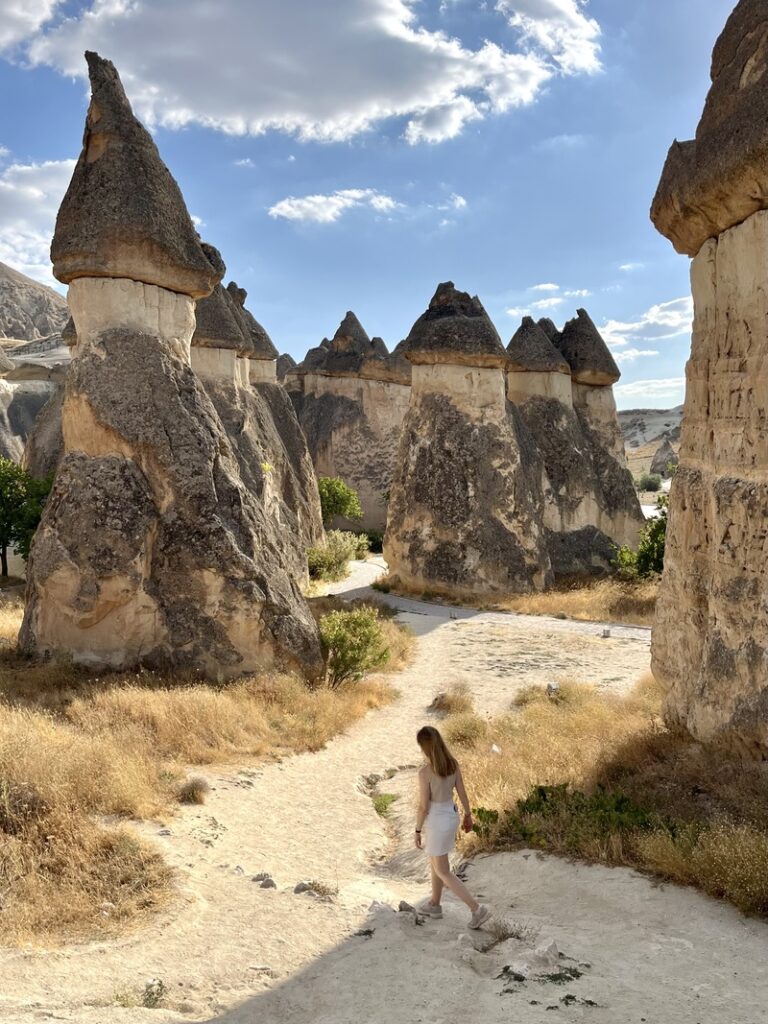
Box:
399 282 506 367
296 311 409 383
51 52 221 297
276 353 297 380
507 317 570 374
193 284 244 351
557 309 620 386
226 282 278 360
537 318 561 347
652 1 768 255
62 316 77 347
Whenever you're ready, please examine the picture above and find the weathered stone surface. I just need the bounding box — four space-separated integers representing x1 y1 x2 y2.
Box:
51 53 220 298
193 283 244 351
557 309 620 386
507 317 570 374
650 439 679 478
21 314 322 677
0 261 68 342
652 0 768 256
652 210 768 752
537 317 561 347
226 282 279 361
277 353 297 381
398 282 506 367
21 384 64 478
297 311 409 384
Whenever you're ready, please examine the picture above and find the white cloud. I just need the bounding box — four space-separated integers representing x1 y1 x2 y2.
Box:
268 188 402 223
564 288 591 297
448 192 467 210
601 296 692 351
613 347 659 364
0 0 61 52
534 132 589 152
26 0 599 145
531 282 559 292
506 306 531 318
531 296 564 310
0 158 75 285
191 214 205 228
614 378 686 402
496 0 601 73
234 157 254 167
0 146 9 162
619 262 645 272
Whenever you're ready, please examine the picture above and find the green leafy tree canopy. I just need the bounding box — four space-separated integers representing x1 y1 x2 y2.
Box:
0 456 52 577
317 476 363 525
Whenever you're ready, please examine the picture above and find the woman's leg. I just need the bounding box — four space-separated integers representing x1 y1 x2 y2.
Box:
430 862 445 906
432 855 479 912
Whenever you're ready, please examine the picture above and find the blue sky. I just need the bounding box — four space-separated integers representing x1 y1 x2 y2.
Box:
0 0 735 408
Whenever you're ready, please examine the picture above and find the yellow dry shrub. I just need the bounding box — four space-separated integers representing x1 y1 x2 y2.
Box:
499 578 659 627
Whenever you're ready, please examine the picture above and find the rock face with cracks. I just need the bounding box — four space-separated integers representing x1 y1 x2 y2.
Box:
21 52 322 678
385 283 553 597
651 0 768 753
290 311 411 531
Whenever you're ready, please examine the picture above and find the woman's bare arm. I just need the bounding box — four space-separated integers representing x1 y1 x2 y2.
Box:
416 769 431 831
455 765 473 830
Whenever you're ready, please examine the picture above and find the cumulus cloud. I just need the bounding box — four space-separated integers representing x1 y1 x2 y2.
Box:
447 192 467 210
0 157 75 285
565 288 591 297
506 306 531 318
0 0 60 53
496 0 601 73
24 0 600 145
601 297 692 351
234 158 254 168
613 347 659 364
534 132 590 152
619 262 644 272
531 282 559 292
268 188 402 223
531 296 564 310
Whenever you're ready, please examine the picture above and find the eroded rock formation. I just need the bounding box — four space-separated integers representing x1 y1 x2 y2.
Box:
650 439 679 479
290 311 411 530
651 0 768 752
20 52 321 678
0 261 68 342
384 283 552 597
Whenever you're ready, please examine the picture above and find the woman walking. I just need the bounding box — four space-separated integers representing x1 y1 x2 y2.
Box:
414 725 491 928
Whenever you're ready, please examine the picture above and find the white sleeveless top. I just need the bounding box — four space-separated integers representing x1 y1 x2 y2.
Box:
428 769 456 804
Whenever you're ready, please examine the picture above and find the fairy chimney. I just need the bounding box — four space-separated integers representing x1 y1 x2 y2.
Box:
506 316 572 407
20 52 321 679
650 0 768 753
384 282 552 598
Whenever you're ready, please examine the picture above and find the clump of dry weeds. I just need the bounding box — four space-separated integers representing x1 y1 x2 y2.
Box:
499 578 658 627
452 673 768 917
429 683 474 716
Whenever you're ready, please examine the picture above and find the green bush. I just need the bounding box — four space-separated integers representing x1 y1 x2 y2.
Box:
319 606 390 688
0 458 52 576
613 496 667 579
353 533 371 560
636 473 662 492
307 530 359 581
317 477 363 525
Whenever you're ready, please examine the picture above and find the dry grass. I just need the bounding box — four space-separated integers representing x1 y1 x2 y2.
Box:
453 674 768 916
429 683 474 716
499 578 659 627
0 598 403 944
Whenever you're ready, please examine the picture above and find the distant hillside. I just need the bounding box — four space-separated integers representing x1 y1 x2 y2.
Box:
619 405 684 449
0 261 68 342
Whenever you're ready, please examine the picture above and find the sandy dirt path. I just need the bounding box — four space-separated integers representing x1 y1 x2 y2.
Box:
2 562 766 1024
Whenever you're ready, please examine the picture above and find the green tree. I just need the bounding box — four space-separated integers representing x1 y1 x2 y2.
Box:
317 476 363 525
636 473 662 493
612 495 668 579
0 457 52 577
318 607 390 688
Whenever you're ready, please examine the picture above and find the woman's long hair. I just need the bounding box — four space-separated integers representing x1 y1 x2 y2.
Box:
417 726 458 778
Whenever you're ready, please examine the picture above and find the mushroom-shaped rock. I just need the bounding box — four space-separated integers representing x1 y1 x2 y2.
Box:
557 309 619 386
652 0 768 256
51 52 221 298
193 284 245 350
399 282 506 367
537 317 561 347
226 282 278 360
333 311 371 351
277 353 297 381
507 317 570 374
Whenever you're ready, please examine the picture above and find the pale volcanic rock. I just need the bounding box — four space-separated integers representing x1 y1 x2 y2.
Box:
651 2 768 753
276 353 297 381
50 52 219 297
650 438 679 478
21 52 322 678
291 311 411 531
506 316 572 407
651 0 768 256
0 261 68 342
385 283 553 598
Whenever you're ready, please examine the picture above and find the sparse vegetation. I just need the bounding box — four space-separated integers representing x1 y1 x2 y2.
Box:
307 529 359 581
449 675 768 917
372 792 399 816
430 683 474 716
304 879 339 900
443 711 488 748
178 776 210 804
319 606 390 688
0 458 52 576
635 472 662 492
0 599 396 943
317 476 363 525
614 497 667 580
500 577 658 627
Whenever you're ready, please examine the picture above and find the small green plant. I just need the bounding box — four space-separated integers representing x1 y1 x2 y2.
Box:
472 805 500 840
353 533 371 559
636 472 662 493
307 530 359 581
372 792 399 816
613 496 667 580
319 606 390 688
317 476 363 525
260 461 273 475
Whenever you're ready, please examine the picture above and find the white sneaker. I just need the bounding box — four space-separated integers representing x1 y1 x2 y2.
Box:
416 899 443 919
469 904 491 929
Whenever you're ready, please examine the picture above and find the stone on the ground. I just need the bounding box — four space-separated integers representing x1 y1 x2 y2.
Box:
20 52 322 679
651 0 768 753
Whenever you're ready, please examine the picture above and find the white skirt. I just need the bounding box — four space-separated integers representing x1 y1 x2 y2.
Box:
424 800 460 856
